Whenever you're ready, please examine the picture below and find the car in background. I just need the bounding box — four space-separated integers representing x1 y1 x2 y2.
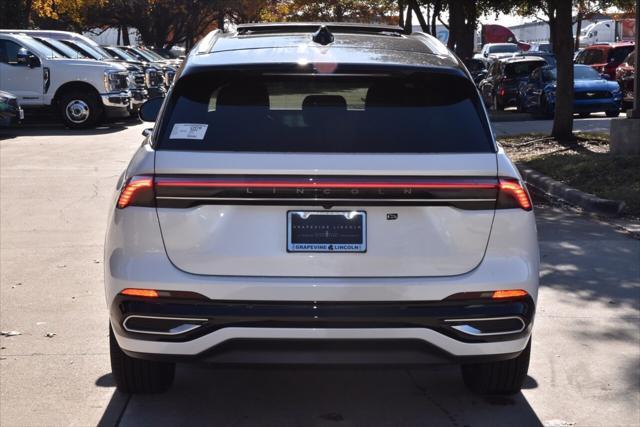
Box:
116 46 176 87
476 43 521 60
517 64 622 117
102 46 166 99
149 46 185 61
463 57 490 85
479 56 548 111
30 35 149 116
0 32 131 128
574 42 635 80
2 30 150 116
529 42 552 53
511 51 556 67
615 50 636 108
0 90 23 127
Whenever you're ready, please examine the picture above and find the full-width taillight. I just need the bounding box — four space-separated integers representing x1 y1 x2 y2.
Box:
497 179 532 211
117 175 154 209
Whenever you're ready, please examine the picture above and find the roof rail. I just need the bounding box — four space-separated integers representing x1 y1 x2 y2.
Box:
409 32 451 56
236 22 404 36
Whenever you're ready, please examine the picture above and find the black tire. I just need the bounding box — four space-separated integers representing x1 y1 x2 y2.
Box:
460 339 531 395
109 325 175 393
58 90 102 129
605 110 620 118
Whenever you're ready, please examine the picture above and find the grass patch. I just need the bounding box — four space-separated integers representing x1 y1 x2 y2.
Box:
499 136 640 217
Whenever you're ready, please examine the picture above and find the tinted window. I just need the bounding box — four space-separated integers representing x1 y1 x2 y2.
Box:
584 49 604 64
609 46 635 64
574 65 600 80
504 61 546 78
0 40 22 64
156 72 493 153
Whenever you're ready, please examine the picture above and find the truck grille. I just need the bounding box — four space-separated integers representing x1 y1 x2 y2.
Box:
164 69 176 86
112 73 129 90
145 69 163 88
575 91 611 100
132 72 145 88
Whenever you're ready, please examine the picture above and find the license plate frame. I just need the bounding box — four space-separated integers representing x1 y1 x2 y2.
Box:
287 211 367 253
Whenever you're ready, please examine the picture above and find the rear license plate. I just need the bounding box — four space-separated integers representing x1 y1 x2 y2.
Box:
287 211 366 253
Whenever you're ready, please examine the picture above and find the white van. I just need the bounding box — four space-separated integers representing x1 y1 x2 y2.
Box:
0 33 131 128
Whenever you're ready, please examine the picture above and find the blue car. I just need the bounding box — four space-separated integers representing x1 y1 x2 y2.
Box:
517 64 622 117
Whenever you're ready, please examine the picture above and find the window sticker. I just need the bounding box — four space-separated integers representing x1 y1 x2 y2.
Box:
169 123 208 140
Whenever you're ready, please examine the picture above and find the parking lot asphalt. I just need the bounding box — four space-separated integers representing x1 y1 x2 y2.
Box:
1 120 639 427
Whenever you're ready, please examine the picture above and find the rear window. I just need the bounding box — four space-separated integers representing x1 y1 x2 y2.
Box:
505 61 546 78
609 46 635 64
156 72 493 153
488 44 519 54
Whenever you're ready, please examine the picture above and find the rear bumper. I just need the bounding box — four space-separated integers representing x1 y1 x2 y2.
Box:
105 202 539 364
110 295 534 363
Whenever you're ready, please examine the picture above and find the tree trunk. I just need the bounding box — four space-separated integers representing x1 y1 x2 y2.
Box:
403 4 413 34
398 0 404 28
409 0 428 32
431 0 441 36
217 9 225 31
122 26 130 45
447 0 463 51
448 0 476 60
551 0 575 141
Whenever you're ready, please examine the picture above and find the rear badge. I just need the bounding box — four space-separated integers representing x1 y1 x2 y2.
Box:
386 213 398 220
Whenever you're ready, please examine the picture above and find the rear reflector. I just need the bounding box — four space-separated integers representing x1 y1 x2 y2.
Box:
492 289 528 299
445 289 529 300
120 288 159 298
497 179 532 211
117 176 154 209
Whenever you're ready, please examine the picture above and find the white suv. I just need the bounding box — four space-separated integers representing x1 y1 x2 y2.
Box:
0 32 131 128
105 24 539 395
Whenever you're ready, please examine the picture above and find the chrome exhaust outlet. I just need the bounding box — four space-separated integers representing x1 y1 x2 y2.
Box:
123 315 207 335
444 316 526 336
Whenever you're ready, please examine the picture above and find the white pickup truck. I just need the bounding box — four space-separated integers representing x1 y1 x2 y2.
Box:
0 32 131 128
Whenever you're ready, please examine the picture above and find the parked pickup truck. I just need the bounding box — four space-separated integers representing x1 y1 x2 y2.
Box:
0 32 131 128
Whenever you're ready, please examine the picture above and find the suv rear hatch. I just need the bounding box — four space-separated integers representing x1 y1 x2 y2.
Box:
151 69 499 277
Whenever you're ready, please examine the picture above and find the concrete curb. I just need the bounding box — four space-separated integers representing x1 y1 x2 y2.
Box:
517 165 626 217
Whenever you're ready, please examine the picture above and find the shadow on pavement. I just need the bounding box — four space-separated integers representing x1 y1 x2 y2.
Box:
0 115 141 140
536 207 640 398
537 207 639 310
96 365 543 427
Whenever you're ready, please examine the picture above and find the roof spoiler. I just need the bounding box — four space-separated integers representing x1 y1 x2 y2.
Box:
236 22 404 36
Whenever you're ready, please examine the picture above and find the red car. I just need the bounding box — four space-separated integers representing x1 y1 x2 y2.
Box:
615 50 636 107
574 42 635 80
